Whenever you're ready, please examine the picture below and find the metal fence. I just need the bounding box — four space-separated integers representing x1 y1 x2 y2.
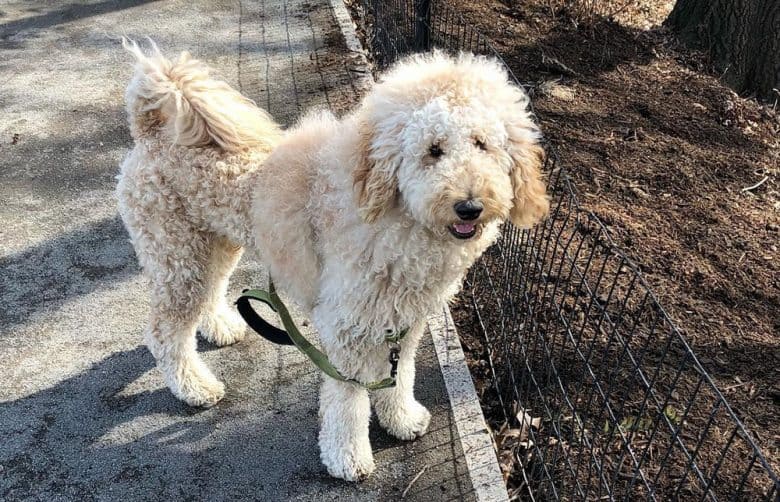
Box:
356 1 780 500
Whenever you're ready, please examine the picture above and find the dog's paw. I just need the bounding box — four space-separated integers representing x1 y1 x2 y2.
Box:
176 374 225 408
164 361 226 408
199 307 246 347
379 400 431 441
321 446 376 482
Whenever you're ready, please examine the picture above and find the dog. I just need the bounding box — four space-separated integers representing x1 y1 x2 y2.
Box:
116 40 549 481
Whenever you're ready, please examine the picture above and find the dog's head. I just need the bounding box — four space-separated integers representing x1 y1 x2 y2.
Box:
353 51 549 242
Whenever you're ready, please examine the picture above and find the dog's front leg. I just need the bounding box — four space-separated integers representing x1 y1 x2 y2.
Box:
319 377 374 481
372 322 431 440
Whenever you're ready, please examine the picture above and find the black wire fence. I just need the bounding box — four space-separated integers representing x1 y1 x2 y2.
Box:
355 1 780 500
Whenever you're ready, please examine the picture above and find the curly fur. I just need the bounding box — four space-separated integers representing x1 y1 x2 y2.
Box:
116 42 548 481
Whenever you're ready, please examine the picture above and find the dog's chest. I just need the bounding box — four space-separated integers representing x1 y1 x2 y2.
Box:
327 227 473 336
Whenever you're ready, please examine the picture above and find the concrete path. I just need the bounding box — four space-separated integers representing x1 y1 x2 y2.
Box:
0 1 475 500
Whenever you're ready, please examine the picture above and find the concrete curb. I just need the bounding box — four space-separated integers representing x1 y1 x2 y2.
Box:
428 308 510 502
328 0 373 94
327 2 509 499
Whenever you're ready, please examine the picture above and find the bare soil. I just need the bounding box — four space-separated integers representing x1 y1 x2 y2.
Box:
448 0 779 489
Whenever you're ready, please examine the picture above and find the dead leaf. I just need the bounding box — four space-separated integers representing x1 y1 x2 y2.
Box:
516 409 542 441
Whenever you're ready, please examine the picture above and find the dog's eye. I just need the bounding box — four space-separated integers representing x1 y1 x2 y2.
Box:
475 139 487 151
429 143 444 158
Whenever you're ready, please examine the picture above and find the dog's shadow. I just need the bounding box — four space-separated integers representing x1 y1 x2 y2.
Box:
0 341 471 501
0 344 332 500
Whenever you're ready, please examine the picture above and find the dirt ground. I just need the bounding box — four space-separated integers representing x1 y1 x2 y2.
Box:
448 0 779 489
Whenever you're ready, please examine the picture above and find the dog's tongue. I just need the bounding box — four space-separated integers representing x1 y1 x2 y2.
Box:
453 222 476 234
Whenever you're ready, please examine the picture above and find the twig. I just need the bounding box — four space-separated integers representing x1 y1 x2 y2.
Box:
401 465 428 498
607 0 635 19
540 49 581 77
741 176 769 192
723 381 749 391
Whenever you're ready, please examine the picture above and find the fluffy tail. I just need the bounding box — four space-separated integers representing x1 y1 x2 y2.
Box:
122 38 281 153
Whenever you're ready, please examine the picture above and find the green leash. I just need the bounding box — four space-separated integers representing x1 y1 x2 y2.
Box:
236 282 407 390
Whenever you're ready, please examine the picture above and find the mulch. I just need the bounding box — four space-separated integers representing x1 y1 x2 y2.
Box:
447 0 779 495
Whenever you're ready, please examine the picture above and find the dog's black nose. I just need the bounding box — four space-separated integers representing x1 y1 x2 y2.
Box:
454 199 483 220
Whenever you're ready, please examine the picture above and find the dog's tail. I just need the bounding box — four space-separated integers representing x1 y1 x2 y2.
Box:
122 38 281 152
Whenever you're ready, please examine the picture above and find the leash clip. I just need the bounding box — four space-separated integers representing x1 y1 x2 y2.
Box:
388 342 401 379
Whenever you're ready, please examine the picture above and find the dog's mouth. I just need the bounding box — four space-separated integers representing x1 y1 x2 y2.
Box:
448 222 478 240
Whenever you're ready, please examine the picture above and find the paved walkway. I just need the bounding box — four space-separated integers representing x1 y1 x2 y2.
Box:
0 1 474 500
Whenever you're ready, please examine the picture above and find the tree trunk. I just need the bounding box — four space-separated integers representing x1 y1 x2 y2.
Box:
666 0 780 102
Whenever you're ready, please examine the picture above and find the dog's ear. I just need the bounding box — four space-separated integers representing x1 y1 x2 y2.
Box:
505 107 550 229
353 123 398 224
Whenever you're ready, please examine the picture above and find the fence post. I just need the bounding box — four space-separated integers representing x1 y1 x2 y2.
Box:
414 0 431 51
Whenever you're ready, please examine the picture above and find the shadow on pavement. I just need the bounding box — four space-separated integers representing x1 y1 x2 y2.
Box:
0 215 137 333
0 345 327 500
0 341 474 500
0 0 160 39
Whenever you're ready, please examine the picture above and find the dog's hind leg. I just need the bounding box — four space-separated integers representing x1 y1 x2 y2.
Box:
372 322 431 440
118 157 225 407
141 230 226 408
198 237 246 347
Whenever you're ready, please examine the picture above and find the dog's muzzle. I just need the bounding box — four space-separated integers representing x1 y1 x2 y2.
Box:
449 199 482 239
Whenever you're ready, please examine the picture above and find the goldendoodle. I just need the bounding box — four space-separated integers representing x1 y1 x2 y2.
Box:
117 40 549 481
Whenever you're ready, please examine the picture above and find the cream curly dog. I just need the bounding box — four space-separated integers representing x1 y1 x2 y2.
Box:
117 40 548 481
